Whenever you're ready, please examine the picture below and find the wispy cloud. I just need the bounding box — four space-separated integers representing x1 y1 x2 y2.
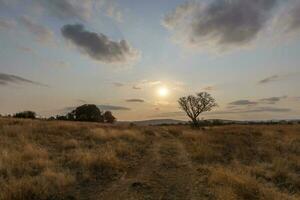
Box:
202 86 215 91
112 82 124 87
0 18 16 30
97 104 130 111
229 100 258 106
258 75 281 84
152 106 291 118
35 0 123 22
229 96 287 107
125 99 144 103
259 96 287 104
102 0 123 22
61 24 140 64
209 107 291 115
35 0 93 20
276 0 300 34
132 85 141 90
0 73 49 87
63 104 130 113
19 16 53 43
17 46 34 53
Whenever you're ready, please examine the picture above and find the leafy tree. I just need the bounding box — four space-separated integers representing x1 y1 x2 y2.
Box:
72 104 104 122
103 111 116 123
178 92 217 127
13 111 36 119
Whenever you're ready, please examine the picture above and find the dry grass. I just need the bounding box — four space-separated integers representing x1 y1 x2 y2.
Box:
180 125 300 199
0 118 149 200
0 118 299 199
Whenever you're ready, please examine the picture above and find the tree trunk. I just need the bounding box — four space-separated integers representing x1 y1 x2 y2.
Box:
191 117 199 127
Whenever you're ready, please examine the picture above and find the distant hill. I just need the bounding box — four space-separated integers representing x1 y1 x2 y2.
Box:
117 118 300 126
118 119 187 126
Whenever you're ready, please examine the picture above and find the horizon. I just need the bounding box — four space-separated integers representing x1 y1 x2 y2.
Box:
1 0 300 121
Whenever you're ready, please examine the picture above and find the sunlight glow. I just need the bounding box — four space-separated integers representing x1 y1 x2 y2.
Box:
158 87 169 97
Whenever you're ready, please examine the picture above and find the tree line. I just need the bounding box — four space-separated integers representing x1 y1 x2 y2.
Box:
11 104 116 123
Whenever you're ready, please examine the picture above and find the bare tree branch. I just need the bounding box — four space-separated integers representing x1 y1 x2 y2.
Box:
178 92 217 127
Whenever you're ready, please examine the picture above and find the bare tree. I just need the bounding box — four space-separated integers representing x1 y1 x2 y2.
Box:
178 92 217 127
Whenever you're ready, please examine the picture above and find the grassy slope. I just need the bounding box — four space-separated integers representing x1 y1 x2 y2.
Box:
0 118 299 200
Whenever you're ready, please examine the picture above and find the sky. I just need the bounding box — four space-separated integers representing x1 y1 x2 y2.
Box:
0 0 299 121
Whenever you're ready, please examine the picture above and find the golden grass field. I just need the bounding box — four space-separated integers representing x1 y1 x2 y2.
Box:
0 118 299 200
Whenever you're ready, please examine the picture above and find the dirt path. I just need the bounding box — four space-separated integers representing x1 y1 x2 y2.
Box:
94 130 207 200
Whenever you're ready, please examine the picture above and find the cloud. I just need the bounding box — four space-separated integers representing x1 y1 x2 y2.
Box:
61 24 140 64
97 104 130 111
203 86 215 91
229 96 287 107
258 75 281 84
36 0 93 20
0 73 48 87
229 100 258 106
112 82 124 87
103 0 123 22
210 107 291 114
125 99 144 103
0 18 16 29
35 0 123 22
163 0 277 50
77 99 87 104
65 104 130 112
132 85 141 90
18 46 34 53
277 0 300 34
55 61 70 68
259 96 287 104
153 106 291 118
19 16 53 43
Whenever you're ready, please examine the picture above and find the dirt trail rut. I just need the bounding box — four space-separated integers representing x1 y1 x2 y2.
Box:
95 131 206 200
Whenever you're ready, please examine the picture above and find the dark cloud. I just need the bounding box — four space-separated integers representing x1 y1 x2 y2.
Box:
258 75 281 84
126 99 144 103
0 73 48 87
259 96 287 104
164 0 277 49
61 24 139 64
229 100 258 106
19 16 53 42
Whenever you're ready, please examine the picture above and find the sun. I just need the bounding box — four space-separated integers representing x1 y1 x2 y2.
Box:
158 86 169 97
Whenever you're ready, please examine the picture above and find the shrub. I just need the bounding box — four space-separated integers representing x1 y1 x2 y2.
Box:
103 111 116 123
13 111 36 119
